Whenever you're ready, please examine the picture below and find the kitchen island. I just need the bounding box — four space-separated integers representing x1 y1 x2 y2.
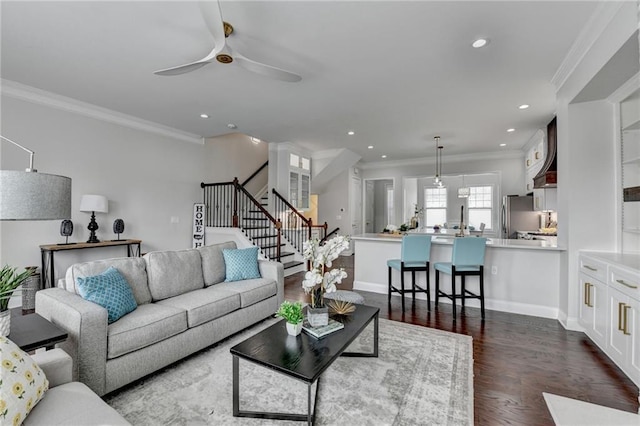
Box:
352 232 565 319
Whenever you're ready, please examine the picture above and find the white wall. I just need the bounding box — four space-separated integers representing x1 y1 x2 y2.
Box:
317 169 351 238
0 95 264 285
555 2 638 329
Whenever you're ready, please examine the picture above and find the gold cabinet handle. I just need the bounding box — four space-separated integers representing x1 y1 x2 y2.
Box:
584 282 589 306
616 279 638 289
584 265 597 272
619 302 625 331
623 304 632 336
587 283 593 308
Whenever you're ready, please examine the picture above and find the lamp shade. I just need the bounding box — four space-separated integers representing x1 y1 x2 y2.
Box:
0 170 72 220
80 194 108 214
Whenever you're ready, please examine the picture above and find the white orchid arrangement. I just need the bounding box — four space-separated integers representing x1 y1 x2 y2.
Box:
301 235 350 307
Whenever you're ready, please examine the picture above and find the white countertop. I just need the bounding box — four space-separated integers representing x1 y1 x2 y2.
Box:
580 251 640 272
352 233 565 251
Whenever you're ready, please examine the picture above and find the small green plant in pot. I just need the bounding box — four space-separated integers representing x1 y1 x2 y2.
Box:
276 301 304 336
0 265 33 336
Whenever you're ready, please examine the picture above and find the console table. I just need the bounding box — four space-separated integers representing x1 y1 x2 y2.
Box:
40 239 142 288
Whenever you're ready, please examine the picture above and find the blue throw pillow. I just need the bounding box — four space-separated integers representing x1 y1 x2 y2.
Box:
222 247 261 282
76 267 137 324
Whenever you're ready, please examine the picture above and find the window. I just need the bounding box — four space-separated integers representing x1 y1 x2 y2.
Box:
424 187 447 227
289 153 300 168
468 186 492 230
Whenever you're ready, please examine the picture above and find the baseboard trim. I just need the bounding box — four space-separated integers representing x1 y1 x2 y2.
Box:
354 280 558 319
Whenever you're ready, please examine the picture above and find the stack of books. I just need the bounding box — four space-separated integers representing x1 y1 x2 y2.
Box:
302 318 344 339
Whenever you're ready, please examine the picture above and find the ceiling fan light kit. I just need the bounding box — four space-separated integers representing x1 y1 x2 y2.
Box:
153 2 301 83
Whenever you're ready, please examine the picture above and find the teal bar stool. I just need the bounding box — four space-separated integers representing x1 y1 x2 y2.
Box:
387 235 432 312
434 237 487 320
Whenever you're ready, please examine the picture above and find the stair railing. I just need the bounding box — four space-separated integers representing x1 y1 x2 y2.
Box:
201 178 282 261
241 160 268 187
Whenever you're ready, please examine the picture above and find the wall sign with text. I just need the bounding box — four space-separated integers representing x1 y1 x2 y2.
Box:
192 203 205 248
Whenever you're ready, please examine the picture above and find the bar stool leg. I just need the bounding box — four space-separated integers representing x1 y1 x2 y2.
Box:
387 266 392 304
435 270 440 307
426 266 431 311
480 270 485 320
461 275 466 308
451 274 457 319
411 270 416 302
401 270 405 312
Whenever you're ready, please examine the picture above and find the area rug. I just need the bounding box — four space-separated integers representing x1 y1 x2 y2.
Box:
105 318 473 425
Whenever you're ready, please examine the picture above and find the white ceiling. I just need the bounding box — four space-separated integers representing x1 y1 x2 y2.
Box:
0 1 601 163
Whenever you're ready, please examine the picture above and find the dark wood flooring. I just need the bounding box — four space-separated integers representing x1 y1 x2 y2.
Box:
285 255 639 425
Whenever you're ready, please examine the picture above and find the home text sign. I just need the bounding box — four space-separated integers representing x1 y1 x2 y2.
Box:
192 203 205 248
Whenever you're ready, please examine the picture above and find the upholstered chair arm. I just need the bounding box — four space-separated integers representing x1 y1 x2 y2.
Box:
258 260 285 305
31 348 73 388
35 288 108 396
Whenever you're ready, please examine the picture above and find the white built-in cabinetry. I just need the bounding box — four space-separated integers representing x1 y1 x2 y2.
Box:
620 88 640 253
289 153 311 210
533 188 557 212
523 131 545 194
579 252 640 388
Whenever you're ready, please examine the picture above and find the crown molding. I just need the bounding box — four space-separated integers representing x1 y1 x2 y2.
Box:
1 79 204 145
360 150 524 170
551 1 625 92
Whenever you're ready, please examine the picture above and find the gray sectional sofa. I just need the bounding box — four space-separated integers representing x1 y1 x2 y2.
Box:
35 241 284 396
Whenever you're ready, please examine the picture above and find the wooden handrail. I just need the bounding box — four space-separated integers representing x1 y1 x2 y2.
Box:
271 188 311 225
201 181 236 188
237 182 279 224
241 161 269 187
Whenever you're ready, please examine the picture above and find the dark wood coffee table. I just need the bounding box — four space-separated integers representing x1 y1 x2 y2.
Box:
230 304 379 425
9 309 68 352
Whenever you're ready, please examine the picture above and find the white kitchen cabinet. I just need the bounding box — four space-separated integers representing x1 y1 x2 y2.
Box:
522 130 546 194
579 252 640 389
620 86 640 253
289 170 310 210
533 188 557 211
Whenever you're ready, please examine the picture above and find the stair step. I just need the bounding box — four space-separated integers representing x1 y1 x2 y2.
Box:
283 261 304 270
243 226 270 230
252 234 278 240
243 217 268 221
259 243 286 250
270 251 295 260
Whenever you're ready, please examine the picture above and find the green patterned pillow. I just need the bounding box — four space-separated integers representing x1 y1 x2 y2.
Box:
222 247 261 282
76 266 138 323
0 336 49 425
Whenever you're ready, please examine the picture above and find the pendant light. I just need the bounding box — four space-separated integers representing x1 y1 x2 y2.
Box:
458 174 470 198
433 136 444 187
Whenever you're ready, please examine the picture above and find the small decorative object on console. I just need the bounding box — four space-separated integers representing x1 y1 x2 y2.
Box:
113 219 125 241
327 299 356 315
302 235 350 327
275 301 304 336
59 219 74 245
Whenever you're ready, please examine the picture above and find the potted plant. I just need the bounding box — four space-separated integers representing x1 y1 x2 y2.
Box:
0 265 33 336
302 235 350 327
275 301 304 336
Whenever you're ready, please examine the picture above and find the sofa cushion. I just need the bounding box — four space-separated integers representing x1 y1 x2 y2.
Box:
76 267 138 324
222 247 261 282
156 286 241 328
198 241 237 286
144 249 204 301
24 382 130 426
214 278 277 308
0 336 49 426
107 304 187 359
65 257 152 305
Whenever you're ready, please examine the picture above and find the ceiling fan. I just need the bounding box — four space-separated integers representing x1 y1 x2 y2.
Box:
154 1 301 82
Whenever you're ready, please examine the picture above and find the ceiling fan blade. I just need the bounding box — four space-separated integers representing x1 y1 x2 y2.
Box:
199 0 226 48
154 44 222 76
230 47 302 83
154 61 210 76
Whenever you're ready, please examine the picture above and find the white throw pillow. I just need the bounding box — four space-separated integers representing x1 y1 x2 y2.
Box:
0 336 49 425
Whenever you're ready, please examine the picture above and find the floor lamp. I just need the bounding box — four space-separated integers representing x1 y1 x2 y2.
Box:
0 135 72 221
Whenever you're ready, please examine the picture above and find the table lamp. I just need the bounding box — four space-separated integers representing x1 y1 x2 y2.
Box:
80 195 108 243
0 135 72 221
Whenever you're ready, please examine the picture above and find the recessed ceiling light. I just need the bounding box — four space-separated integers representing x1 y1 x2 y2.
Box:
500 143 507 147
227 123 237 129
381 155 387 159
200 113 209 119
472 38 488 48
507 128 515 132
347 131 355 136
518 104 530 110
367 145 374 149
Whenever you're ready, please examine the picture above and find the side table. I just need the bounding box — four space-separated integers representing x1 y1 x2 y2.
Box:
8 308 68 352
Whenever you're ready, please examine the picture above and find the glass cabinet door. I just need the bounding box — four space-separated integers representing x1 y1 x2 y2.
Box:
301 174 310 209
289 172 299 208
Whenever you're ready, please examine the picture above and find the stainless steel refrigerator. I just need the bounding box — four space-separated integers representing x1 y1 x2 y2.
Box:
501 195 539 239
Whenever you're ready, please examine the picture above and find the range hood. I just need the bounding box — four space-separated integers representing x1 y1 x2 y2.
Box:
534 117 557 188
